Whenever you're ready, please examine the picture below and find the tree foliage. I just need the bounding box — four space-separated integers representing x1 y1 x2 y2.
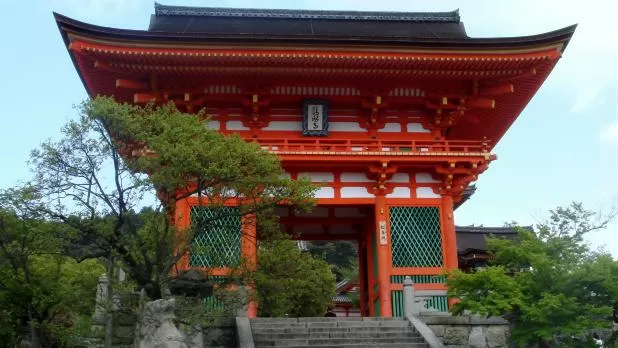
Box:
24 96 315 299
447 203 618 347
0 207 103 347
0 96 316 345
254 239 336 317
307 241 358 282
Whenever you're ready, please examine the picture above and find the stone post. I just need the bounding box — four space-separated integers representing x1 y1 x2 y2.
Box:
403 276 419 317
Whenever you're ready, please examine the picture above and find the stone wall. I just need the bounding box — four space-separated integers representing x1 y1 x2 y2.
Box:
88 275 237 348
134 298 237 348
419 313 510 348
89 275 138 347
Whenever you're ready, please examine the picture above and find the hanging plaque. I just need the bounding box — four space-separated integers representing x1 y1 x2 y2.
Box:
302 99 329 136
379 220 388 245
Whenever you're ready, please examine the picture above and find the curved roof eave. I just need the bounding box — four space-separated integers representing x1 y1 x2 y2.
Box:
54 12 576 51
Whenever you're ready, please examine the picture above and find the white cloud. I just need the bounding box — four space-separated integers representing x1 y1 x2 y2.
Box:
600 119 618 144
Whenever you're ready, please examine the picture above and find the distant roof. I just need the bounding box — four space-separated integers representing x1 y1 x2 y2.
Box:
456 225 524 253
454 185 476 210
149 3 468 39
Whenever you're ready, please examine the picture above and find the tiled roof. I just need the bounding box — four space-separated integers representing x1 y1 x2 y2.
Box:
154 3 460 22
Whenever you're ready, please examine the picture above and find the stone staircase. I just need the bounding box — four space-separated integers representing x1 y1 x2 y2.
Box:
250 317 429 348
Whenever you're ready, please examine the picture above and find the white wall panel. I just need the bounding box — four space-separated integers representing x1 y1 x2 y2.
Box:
341 187 375 198
416 187 441 198
341 173 372 182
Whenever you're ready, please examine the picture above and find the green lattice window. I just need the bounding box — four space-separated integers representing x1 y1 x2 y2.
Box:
390 207 443 267
190 206 241 267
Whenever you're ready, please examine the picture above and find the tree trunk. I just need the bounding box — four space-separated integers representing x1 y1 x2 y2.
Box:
105 255 114 348
145 280 163 300
27 305 41 348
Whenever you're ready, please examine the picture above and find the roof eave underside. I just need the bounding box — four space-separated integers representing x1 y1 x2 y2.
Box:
54 12 576 51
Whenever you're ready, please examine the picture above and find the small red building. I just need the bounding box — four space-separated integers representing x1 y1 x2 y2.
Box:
55 4 574 317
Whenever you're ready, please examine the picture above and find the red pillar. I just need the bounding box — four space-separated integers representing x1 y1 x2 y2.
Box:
441 195 459 307
440 195 458 270
241 215 258 318
374 195 392 317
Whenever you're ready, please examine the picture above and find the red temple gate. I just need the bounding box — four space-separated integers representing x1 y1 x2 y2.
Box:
55 4 574 317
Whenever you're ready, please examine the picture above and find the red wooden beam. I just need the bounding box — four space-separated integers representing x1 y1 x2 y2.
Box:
116 78 149 89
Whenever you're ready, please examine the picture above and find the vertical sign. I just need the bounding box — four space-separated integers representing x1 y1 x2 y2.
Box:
379 220 388 245
302 99 328 136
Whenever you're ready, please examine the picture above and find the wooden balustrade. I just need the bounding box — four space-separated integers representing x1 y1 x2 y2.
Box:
255 138 489 154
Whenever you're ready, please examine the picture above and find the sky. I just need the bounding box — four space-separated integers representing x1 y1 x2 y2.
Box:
1 0 617 254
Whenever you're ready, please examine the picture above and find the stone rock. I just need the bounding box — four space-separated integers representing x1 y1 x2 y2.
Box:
114 325 136 339
443 326 469 346
90 324 106 338
429 325 446 337
486 326 508 348
114 311 137 326
136 298 187 348
470 316 508 325
468 326 487 348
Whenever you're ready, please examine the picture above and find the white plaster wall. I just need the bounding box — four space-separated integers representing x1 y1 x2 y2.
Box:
329 122 365 132
298 172 335 182
341 173 372 182
378 123 402 132
226 120 249 131
416 187 441 198
387 173 410 183
416 173 440 183
341 187 375 198
314 187 335 198
407 123 430 133
262 121 302 131
386 187 411 198
205 120 220 130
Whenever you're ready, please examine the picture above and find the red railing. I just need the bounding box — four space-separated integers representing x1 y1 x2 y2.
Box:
254 138 490 153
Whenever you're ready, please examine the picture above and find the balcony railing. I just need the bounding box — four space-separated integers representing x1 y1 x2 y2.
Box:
255 138 490 154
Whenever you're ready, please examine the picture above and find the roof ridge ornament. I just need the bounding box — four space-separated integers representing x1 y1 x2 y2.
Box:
153 2 460 22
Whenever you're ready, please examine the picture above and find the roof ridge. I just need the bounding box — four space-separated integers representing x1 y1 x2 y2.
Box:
154 2 460 22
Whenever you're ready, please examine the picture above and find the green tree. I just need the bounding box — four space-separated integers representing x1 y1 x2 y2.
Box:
254 239 336 317
447 203 618 347
26 96 314 298
0 206 103 347
307 241 358 282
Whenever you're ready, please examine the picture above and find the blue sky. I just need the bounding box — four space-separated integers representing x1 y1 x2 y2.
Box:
1 0 617 254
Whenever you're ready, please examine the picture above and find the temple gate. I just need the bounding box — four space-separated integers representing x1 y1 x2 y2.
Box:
55 3 574 317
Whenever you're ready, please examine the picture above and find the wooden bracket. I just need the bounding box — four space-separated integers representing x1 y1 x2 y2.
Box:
360 96 389 132
241 94 270 130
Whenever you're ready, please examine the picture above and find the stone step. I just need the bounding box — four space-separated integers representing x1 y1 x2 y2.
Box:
250 317 405 323
251 320 411 330
256 343 428 348
252 326 417 335
254 337 427 347
254 332 421 341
